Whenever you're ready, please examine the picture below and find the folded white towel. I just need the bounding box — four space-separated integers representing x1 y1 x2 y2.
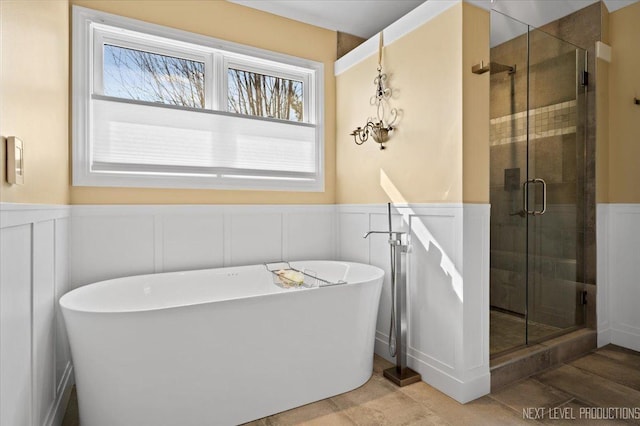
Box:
276 269 305 287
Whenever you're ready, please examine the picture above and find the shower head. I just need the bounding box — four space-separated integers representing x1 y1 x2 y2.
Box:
471 61 516 75
490 62 516 75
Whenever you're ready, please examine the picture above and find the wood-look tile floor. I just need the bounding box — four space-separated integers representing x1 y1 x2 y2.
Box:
63 344 640 425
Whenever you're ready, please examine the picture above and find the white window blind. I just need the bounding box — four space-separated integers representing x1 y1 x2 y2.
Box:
73 6 324 191
91 97 317 177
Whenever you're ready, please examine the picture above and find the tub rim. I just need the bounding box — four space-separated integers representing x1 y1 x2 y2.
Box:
60 260 384 315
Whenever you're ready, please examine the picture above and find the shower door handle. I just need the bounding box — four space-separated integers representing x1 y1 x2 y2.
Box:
523 178 547 216
535 178 547 215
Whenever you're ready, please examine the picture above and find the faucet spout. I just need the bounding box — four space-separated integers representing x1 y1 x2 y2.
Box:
363 230 388 239
363 230 405 239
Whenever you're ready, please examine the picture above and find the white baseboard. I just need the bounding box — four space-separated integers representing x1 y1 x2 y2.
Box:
374 331 396 365
375 329 489 403
598 328 612 348
611 329 640 353
409 354 490 404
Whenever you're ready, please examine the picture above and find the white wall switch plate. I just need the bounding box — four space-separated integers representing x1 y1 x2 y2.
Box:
7 136 24 185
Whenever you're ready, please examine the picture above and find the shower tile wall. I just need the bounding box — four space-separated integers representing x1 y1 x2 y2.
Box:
490 101 577 145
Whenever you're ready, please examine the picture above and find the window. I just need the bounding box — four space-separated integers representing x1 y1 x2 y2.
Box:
73 6 324 191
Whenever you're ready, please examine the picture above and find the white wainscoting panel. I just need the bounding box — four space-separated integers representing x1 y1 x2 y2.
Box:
596 204 611 347
162 214 224 272
0 204 72 426
228 213 283 265
70 213 156 287
33 221 56 426
337 211 370 264
598 204 640 352
286 212 336 261
336 204 490 403
0 223 32 426
462 206 490 374
408 211 460 373
53 218 72 426
70 205 336 288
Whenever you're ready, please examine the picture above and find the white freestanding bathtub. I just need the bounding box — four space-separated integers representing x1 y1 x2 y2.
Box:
60 261 383 426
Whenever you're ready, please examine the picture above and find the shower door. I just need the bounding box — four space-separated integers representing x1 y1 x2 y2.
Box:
489 11 587 355
525 28 587 344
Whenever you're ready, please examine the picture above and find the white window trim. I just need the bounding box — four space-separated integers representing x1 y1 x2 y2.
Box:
72 6 324 192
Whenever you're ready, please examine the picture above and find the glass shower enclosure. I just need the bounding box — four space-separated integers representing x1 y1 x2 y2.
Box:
489 11 588 356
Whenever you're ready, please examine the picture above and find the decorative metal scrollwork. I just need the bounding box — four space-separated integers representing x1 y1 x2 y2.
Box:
350 35 398 150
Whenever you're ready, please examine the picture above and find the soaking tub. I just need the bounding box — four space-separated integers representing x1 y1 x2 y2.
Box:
60 261 383 426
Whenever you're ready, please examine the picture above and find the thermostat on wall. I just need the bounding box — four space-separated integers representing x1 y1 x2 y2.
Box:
6 136 24 185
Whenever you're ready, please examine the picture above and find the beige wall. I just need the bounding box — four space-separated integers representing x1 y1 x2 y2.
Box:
608 1 640 203
0 0 70 204
68 0 337 204
462 3 490 204
1 0 494 206
336 3 489 204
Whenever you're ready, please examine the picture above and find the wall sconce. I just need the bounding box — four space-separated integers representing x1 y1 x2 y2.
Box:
350 34 397 150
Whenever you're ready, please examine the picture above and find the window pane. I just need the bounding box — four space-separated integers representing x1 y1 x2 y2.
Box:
228 68 303 122
103 44 205 108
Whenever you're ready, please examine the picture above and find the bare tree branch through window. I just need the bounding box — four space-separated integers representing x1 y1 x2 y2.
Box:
103 45 305 123
228 68 303 122
103 44 205 108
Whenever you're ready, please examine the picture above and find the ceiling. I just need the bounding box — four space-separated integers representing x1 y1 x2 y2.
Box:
228 0 639 41
227 0 425 39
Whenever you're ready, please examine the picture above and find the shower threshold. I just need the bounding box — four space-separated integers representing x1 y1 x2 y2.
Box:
490 328 596 391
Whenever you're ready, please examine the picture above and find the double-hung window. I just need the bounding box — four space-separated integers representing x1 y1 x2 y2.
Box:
73 6 324 191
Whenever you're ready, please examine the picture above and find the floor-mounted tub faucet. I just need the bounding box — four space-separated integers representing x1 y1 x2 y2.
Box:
364 204 421 387
363 230 405 244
